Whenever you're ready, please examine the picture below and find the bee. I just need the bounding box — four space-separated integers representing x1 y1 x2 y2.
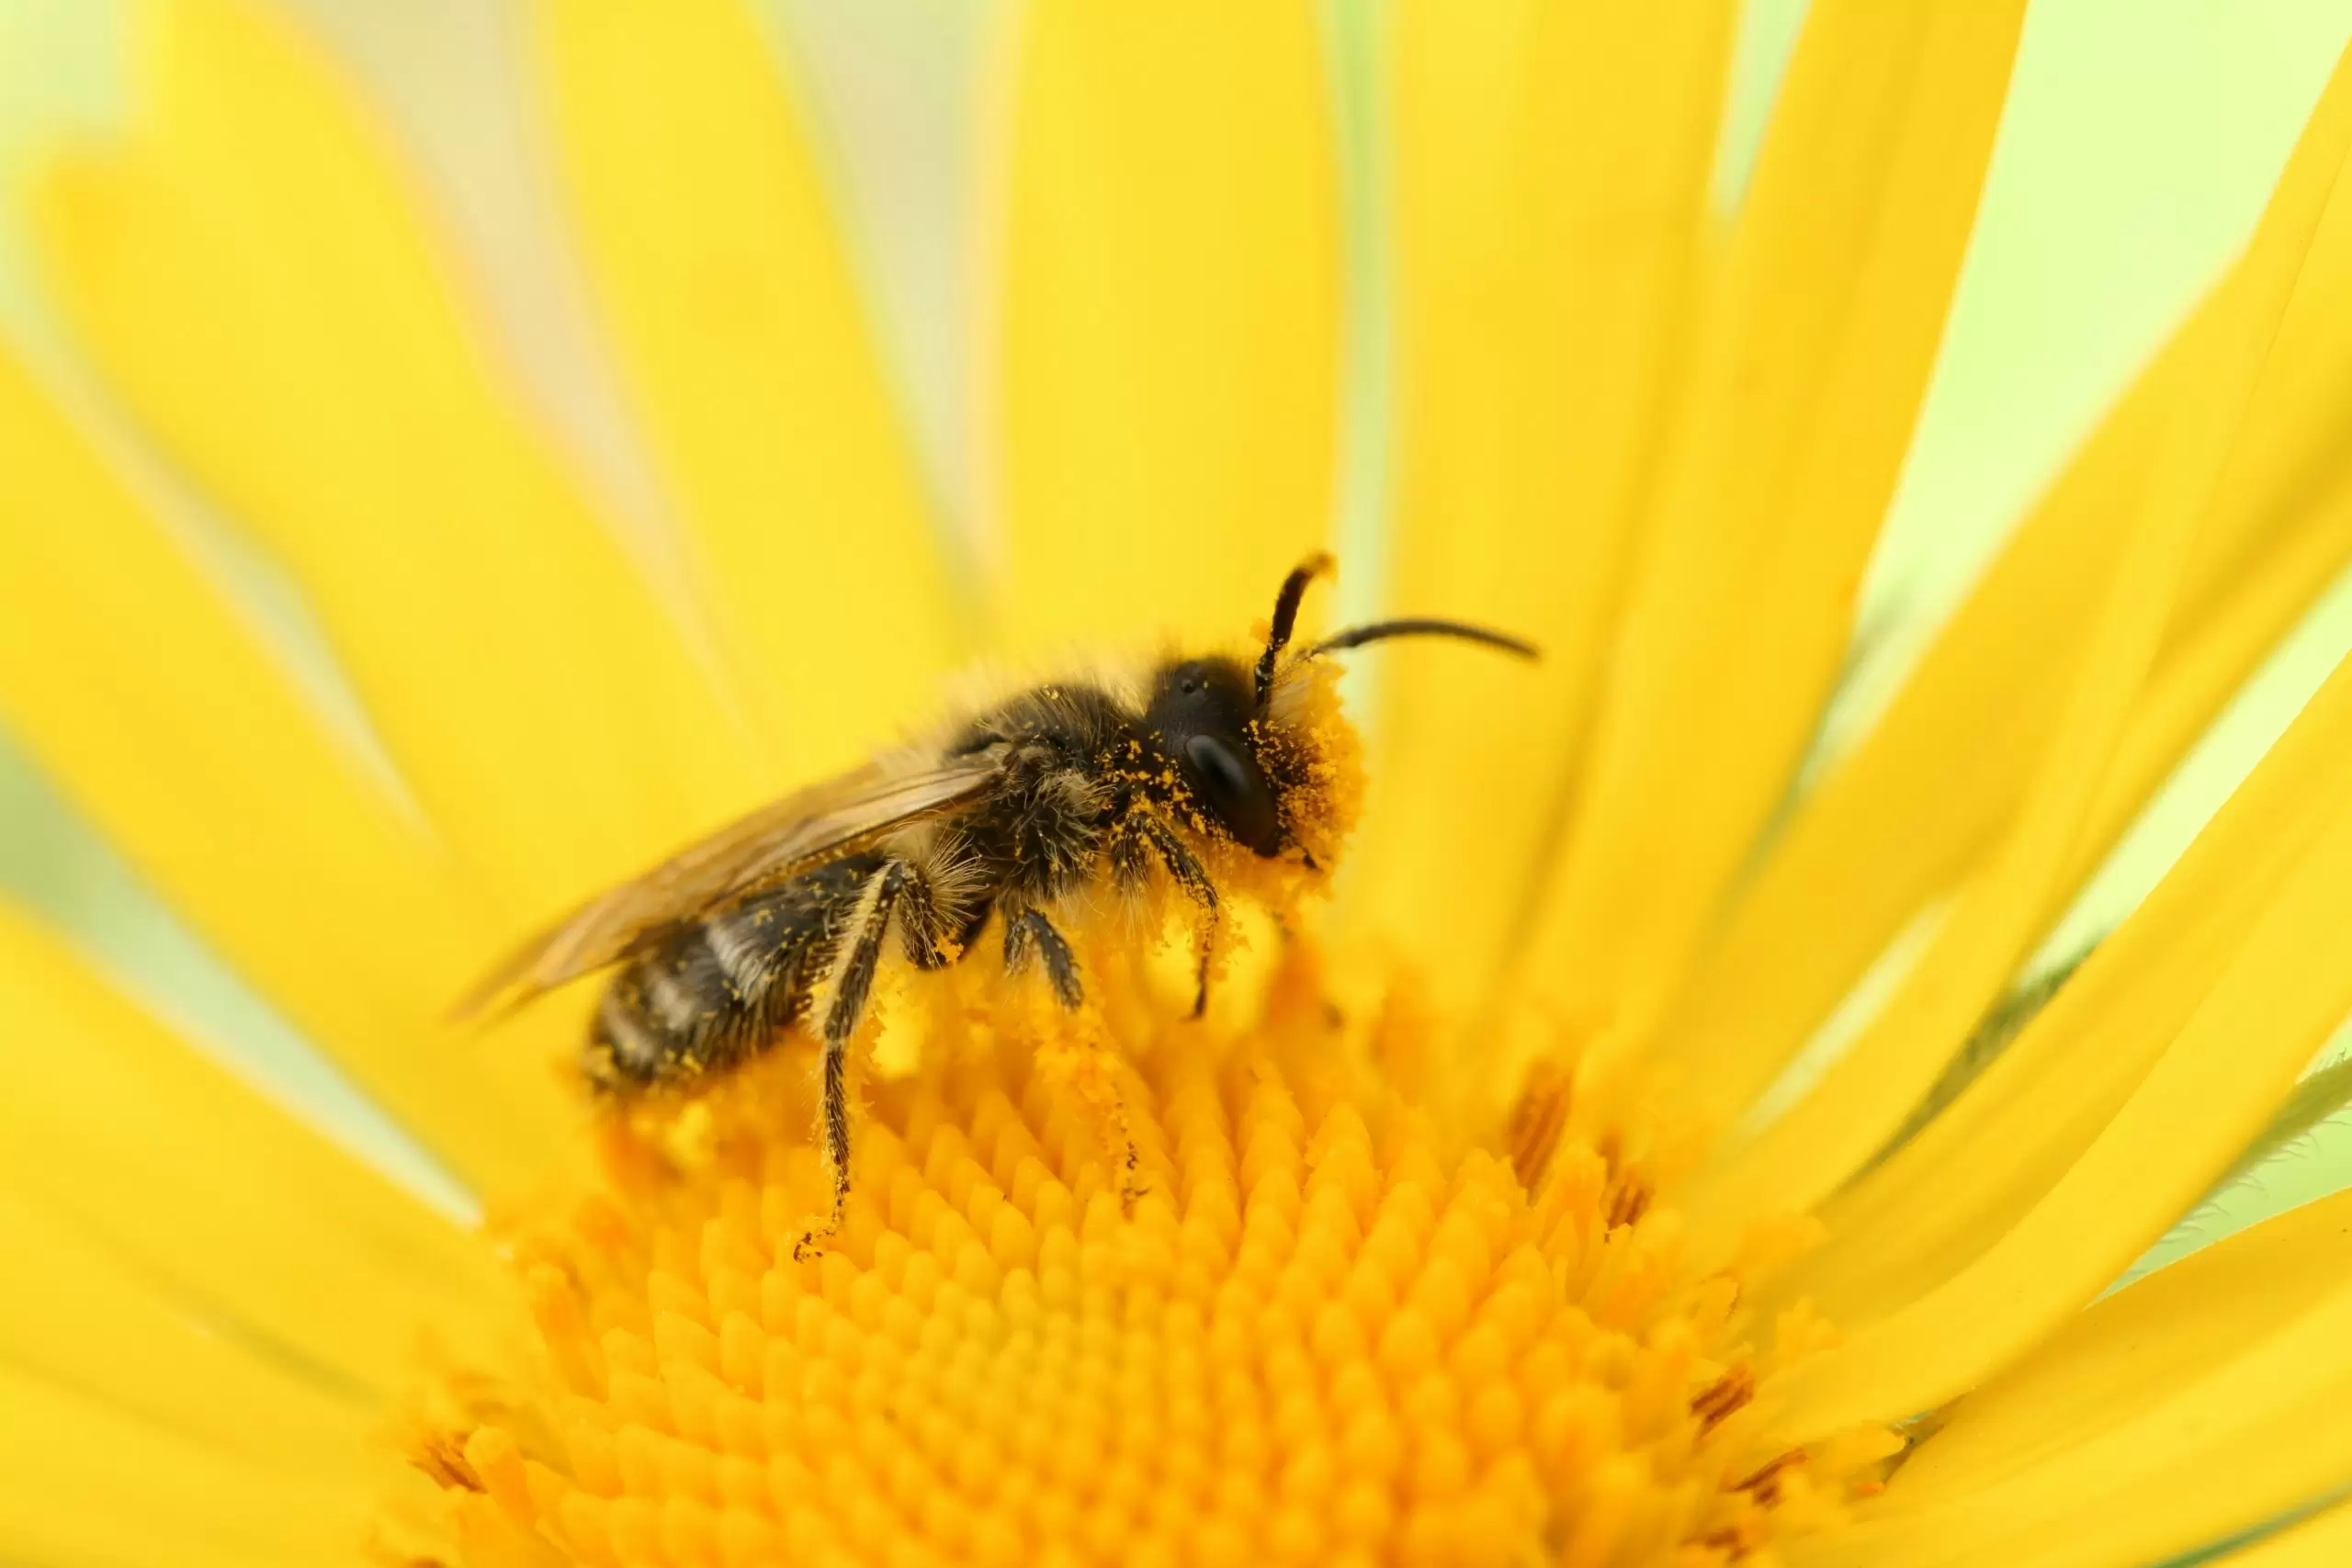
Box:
459 555 1533 1251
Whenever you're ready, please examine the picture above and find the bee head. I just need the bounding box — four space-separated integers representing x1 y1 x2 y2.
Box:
1144 654 1289 857
1145 555 1537 865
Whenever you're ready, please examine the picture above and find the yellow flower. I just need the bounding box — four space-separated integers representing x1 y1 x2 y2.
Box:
6 2 2352 1566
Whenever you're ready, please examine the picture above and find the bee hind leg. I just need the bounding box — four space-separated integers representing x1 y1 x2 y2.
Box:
795 860 910 1260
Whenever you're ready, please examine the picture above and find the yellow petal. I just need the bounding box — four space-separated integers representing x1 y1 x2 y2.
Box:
1347 2 1736 1008
989 0 1340 650
1874 1189 2352 1501
1521 0 2027 1047
1796 641 2352 1327
2084 486 2352 863
32 0 756 920
2224 1498 2352 1568
1694 445 2206 1231
1797 1192 2352 1568
0 898 503 1393
1663 75 2352 1123
0 1189 370 1472
0 343 567 1193
537 0 964 781
1771 715 2352 1435
1691 35 2352 1247
0 1367 371 1568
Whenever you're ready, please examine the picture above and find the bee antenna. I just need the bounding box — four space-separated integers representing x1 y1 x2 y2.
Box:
1307 618 1540 661
1255 551 1337 708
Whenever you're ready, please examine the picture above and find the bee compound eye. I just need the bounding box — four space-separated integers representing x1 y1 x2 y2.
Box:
1182 732 1282 855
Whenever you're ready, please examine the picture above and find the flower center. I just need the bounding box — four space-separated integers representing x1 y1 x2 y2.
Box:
388 941 1891 1566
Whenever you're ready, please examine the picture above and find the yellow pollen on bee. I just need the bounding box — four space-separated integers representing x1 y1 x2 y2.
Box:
385 942 1894 1567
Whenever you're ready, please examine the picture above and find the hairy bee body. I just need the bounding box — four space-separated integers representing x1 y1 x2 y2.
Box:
464 555 1531 1256
588 674 1242 1095
588 681 1121 1087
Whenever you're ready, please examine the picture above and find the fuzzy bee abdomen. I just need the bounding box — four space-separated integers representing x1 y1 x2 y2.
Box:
588 853 882 1092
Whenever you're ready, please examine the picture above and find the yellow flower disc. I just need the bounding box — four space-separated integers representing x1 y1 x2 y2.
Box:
390 939 1894 1568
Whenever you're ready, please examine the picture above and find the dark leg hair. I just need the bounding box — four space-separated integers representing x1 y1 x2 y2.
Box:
1136 817 1219 1016
1002 906 1083 1010
796 860 909 1259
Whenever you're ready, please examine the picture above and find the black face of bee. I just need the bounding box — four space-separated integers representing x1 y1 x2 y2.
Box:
1143 655 1284 855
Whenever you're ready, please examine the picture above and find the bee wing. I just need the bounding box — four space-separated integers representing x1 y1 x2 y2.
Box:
452 754 1002 1021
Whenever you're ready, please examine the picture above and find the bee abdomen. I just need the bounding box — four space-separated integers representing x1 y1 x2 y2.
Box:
589 853 881 1093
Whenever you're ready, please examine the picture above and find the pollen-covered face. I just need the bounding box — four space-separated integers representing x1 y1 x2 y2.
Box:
1143 658 1326 864
1132 647 1367 927
1140 555 1523 886
1258 644 1369 856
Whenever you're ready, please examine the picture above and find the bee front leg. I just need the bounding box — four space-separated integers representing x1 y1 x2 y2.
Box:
796 860 910 1261
1003 906 1147 1211
1136 818 1218 1017
1002 906 1082 1009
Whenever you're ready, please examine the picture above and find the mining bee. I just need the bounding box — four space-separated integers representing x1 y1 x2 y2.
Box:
458 556 1533 1252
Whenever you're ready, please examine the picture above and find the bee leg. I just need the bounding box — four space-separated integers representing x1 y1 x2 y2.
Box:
1137 818 1218 1017
1002 906 1082 1009
796 860 910 1261
1004 907 1145 1211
